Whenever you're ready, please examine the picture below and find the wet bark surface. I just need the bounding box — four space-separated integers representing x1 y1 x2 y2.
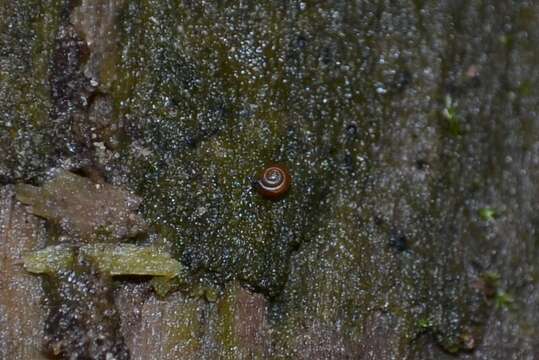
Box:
1 1 538 359
0 186 48 360
43 262 130 359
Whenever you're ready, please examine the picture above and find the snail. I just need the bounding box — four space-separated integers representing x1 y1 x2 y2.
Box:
255 164 292 200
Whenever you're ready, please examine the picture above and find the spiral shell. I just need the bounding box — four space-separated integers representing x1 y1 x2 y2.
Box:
256 164 291 200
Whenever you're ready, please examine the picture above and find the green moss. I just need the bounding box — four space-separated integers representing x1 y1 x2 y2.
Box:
442 95 462 136
416 317 433 331
105 0 372 295
0 0 70 182
495 291 514 310
164 300 204 355
216 286 238 358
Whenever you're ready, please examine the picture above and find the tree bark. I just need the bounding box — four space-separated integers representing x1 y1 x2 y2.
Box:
1 1 538 359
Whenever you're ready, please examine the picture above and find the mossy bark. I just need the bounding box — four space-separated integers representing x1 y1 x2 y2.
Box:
1 0 538 359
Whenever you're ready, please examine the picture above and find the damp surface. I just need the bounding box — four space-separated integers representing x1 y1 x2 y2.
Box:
1 1 539 359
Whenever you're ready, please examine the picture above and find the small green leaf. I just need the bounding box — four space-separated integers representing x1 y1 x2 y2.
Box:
417 317 433 330
442 95 462 136
479 207 496 221
495 291 514 309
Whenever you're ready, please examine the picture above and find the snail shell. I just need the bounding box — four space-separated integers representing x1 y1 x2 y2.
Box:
256 164 291 200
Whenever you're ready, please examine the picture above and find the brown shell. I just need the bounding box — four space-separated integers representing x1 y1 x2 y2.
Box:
256 164 292 200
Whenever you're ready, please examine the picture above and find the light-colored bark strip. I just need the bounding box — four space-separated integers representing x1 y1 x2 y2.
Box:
0 185 48 360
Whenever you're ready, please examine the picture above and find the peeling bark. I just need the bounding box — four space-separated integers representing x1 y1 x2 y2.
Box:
0 186 48 360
